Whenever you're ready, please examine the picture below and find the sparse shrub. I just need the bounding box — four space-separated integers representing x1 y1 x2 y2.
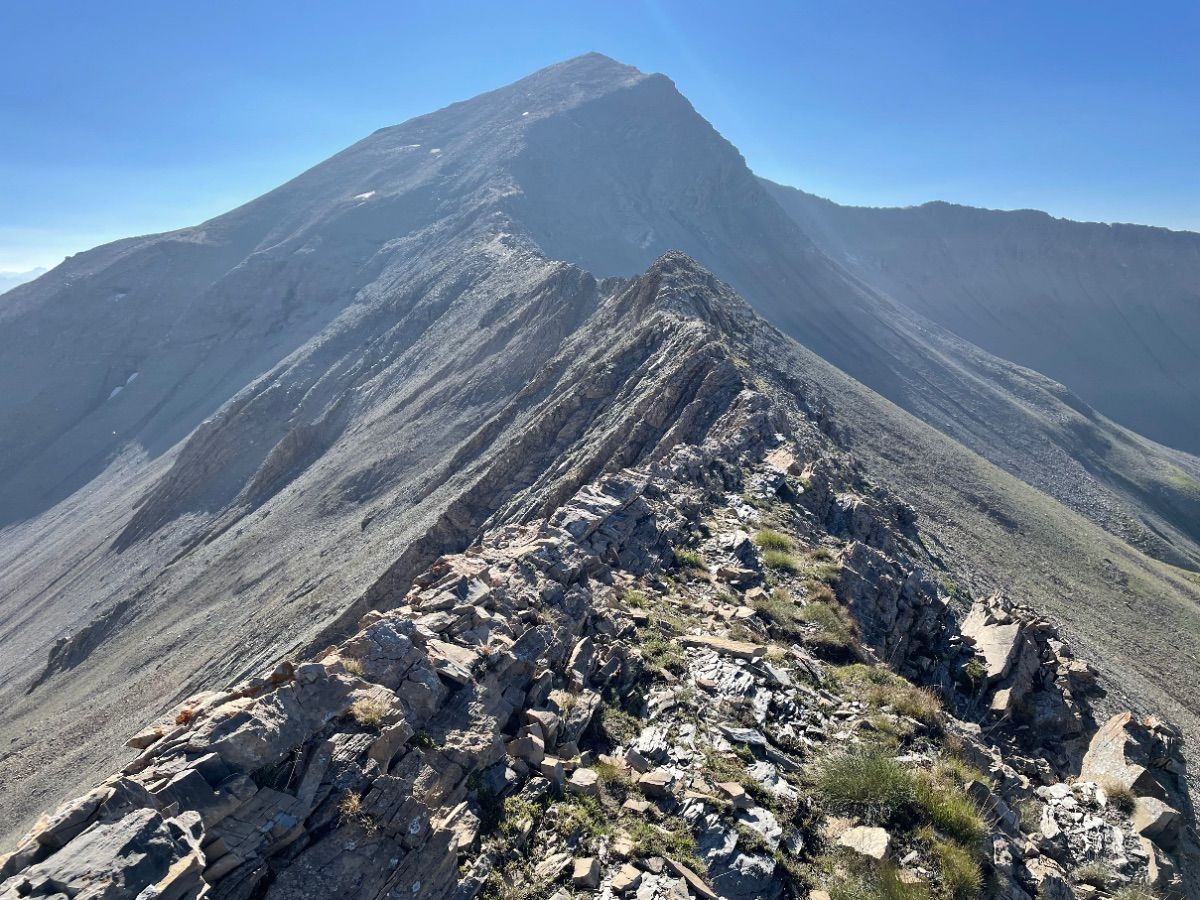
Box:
808 546 835 561
350 694 391 728
814 749 917 824
674 548 706 570
754 529 794 552
175 707 196 726
931 838 983 899
1100 778 1137 814
762 549 801 574
411 729 435 748
341 657 365 676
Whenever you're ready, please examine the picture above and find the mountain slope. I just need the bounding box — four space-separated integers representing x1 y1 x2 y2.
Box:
761 181 1200 455
3 252 1199 900
2 54 1199 859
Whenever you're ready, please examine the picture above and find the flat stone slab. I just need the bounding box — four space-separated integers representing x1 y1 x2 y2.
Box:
678 635 767 660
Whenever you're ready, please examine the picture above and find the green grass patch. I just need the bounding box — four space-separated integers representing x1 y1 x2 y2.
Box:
762 549 801 574
623 817 703 871
754 529 795 552
832 665 941 727
914 776 986 846
825 860 932 900
674 548 707 570
595 701 642 746
753 588 807 641
930 837 983 899
1072 862 1117 889
637 626 687 676
1111 886 1162 900
799 601 855 653
623 589 649 608
813 749 917 825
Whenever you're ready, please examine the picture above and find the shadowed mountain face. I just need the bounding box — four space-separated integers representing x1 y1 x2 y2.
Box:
2 53 1200 846
761 181 1200 456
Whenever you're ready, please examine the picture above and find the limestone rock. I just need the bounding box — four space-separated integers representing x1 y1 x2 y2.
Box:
1133 796 1182 846
838 825 890 860
612 862 643 893
572 856 601 889
568 768 600 797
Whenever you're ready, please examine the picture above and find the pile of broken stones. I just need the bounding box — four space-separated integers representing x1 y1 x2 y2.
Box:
1 393 1195 900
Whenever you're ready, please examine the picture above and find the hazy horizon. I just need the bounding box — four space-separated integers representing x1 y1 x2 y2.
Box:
2 2 1198 271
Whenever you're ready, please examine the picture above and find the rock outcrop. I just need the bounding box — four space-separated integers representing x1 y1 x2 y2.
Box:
5 374 1196 898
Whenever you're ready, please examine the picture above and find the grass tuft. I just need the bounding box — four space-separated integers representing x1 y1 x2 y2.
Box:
930 837 983 899
1100 778 1136 814
350 695 391 728
762 549 801 574
813 749 916 824
754 529 795 552
799 601 855 652
674 548 706 570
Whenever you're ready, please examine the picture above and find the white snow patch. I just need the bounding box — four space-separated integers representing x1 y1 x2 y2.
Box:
522 111 530 117
107 385 123 400
125 371 139 384
429 148 442 155
353 191 376 201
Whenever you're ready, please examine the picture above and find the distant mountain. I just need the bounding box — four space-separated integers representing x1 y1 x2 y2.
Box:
1 55 1198 881
761 182 1200 455
0 266 47 295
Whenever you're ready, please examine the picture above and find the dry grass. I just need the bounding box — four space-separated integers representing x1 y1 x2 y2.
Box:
350 694 391 728
1100 778 1137 814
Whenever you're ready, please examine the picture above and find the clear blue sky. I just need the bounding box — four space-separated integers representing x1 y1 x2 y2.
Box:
2 0 1197 271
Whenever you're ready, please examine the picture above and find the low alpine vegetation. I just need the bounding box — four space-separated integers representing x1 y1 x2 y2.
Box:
753 528 795 552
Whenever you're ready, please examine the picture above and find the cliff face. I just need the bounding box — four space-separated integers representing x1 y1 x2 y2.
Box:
3 272 1196 897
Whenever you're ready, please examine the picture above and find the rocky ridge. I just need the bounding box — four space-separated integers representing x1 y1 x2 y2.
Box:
5 54 1200 850
3 365 1195 898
